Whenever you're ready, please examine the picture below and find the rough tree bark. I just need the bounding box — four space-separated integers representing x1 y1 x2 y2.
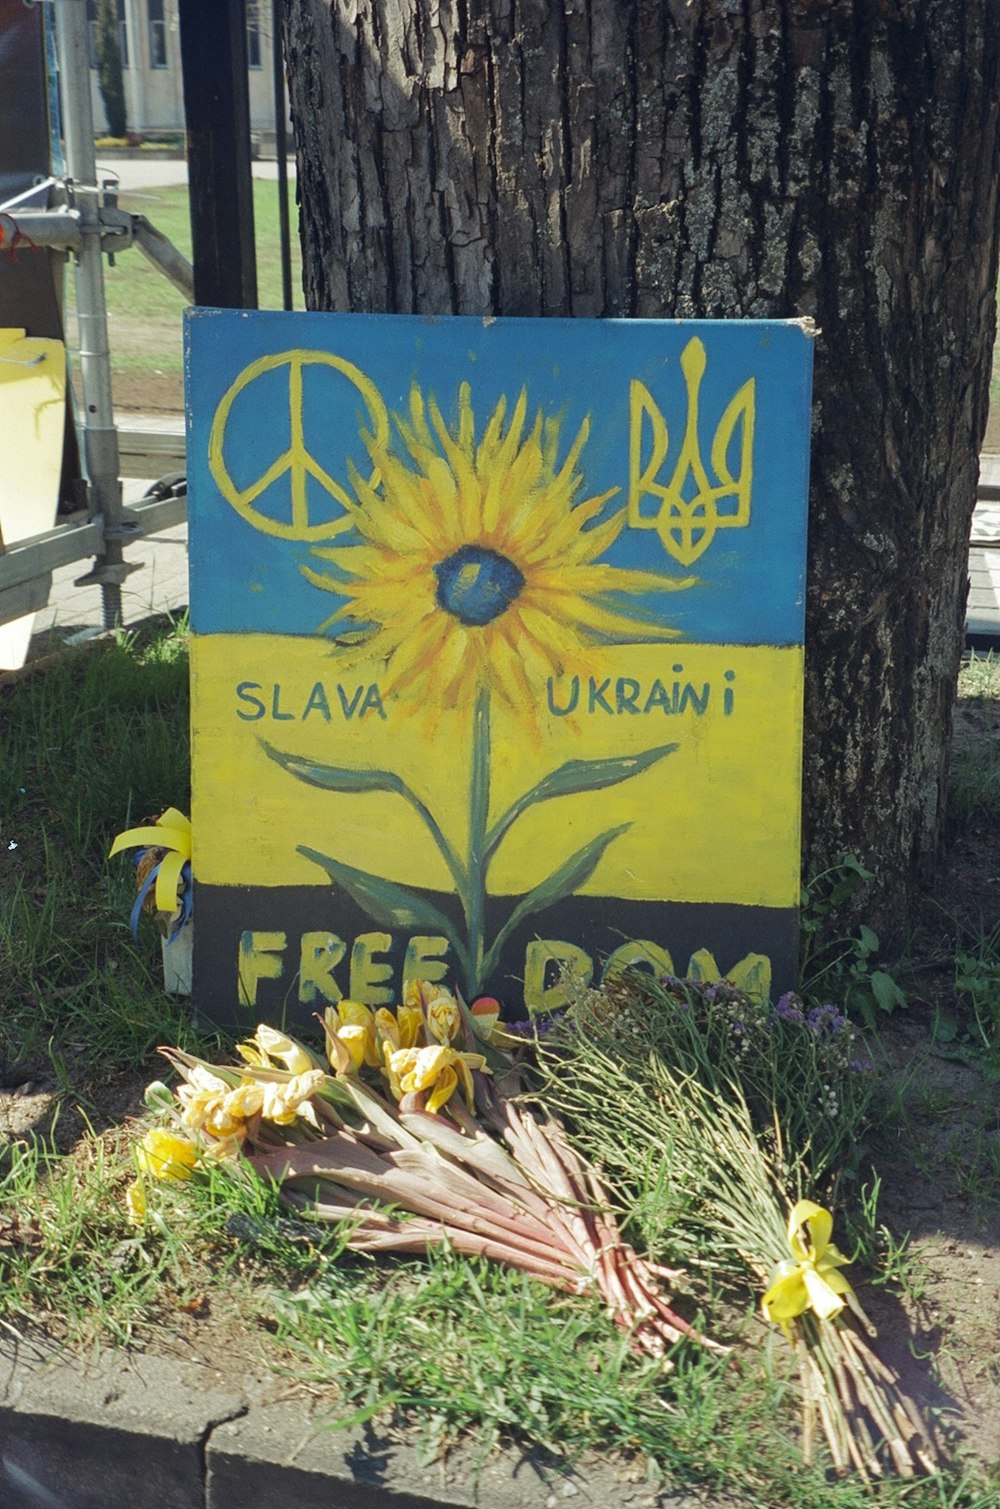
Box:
281 0 1000 931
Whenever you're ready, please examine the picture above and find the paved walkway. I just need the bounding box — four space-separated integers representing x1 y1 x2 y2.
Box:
93 155 295 192
32 480 188 647
0 1334 720 1509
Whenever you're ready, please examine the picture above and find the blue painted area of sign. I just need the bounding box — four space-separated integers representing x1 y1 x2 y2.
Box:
185 311 812 647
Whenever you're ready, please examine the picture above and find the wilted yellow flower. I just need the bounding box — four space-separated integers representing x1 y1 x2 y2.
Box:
222 1081 266 1120
322 1025 353 1076
135 1128 199 1181
237 1024 316 1076
398 1004 424 1047
199 1132 245 1164
125 1178 146 1227
388 1043 489 1113
402 978 427 1011
426 991 461 1045
382 1039 404 1099
235 1041 268 1069
337 1024 369 1072
184 1064 229 1095
179 1083 244 1140
374 1007 401 1054
258 1070 326 1128
321 1001 381 1074
373 1005 424 1083
338 1001 382 1067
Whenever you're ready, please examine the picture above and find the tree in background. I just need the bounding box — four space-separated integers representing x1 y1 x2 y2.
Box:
280 0 1000 933
95 0 127 139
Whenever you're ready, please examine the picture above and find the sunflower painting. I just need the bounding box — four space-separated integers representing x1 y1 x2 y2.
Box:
186 312 813 1027
259 380 696 997
300 383 690 717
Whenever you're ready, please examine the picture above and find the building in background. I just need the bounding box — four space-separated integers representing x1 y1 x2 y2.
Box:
84 0 282 141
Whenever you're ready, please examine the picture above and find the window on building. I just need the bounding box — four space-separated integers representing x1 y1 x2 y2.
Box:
148 0 167 68
86 0 98 68
246 0 261 68
86 1 130 72
118 0 130 68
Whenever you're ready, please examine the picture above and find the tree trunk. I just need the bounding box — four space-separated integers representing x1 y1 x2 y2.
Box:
281 0 1000 932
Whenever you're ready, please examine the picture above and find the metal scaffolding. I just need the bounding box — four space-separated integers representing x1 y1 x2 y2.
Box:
0 0 269 639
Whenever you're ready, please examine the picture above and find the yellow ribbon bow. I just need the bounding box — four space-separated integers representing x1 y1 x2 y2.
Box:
762 1199 858 1332
109 807 192 913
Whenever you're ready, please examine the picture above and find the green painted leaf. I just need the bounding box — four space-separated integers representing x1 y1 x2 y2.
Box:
486 744 678 857
530 744 679 802
262 741 468 896
481 823 631 981
297 845 455 935
260 742 407 798
297 846 466 968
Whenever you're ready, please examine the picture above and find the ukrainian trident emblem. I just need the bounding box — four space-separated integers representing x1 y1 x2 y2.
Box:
627 336 755 567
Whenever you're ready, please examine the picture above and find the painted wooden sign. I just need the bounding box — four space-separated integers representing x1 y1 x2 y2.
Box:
185 312 813 1029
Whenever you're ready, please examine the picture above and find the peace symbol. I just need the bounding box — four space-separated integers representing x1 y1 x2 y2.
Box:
207 349 391 541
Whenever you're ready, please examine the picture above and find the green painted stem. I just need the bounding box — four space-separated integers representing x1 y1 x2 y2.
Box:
465 685 492 995
393 777 469 897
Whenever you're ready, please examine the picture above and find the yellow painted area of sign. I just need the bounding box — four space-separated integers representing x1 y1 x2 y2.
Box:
0 328 66 670
192 633 802 908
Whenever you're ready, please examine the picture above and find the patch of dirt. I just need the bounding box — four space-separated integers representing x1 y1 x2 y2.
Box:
865 1015 1000 1465
67 366 183 419
112 368 183 414
848 669 1000 1467
0 1061 150 1151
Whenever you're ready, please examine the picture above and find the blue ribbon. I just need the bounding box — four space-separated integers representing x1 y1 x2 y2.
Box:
129 853 193 943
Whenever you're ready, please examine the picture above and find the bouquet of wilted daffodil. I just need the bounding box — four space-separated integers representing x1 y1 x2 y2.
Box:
536 972 940 1482
130 982 719 1363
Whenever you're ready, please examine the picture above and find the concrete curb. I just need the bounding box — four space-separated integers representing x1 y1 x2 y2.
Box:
0 1337 734 1509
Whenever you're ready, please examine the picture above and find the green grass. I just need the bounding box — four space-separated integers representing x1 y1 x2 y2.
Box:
0 617 200 1072
269 1250 783 1491
0 1128 208 1346
64 178 301 397
175 1164 995 1509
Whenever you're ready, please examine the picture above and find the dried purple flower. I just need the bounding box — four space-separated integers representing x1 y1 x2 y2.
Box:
774 992 806 1026
807 1004 847 1035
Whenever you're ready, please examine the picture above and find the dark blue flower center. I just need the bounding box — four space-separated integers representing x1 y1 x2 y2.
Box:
434 545 526 626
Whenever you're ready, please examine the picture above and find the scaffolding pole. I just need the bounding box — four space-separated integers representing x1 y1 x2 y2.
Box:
53 0 136 627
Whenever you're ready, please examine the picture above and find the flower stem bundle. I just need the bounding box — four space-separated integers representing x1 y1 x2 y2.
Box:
252 1077 714 1360
136 985 717 1363
538 982 941 1481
